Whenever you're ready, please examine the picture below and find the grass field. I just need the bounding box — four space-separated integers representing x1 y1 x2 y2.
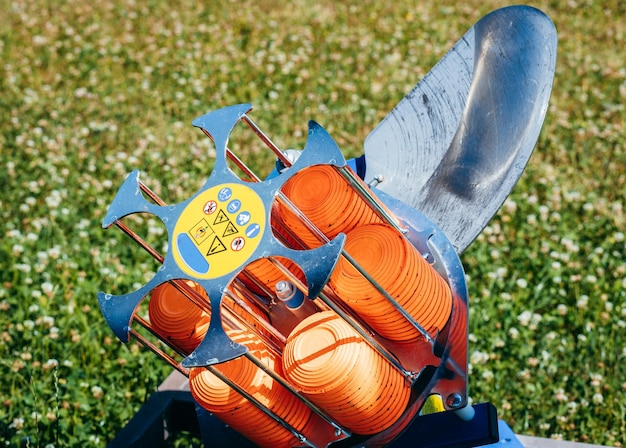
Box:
1 0 625 446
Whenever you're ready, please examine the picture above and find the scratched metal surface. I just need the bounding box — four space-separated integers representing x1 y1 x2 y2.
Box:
363 5 557 254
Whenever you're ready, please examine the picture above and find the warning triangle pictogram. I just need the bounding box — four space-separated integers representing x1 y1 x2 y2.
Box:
206 235 227 256
213 209 229 225
222 221 239 237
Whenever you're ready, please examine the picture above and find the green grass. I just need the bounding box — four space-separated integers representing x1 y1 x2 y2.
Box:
1 0 625 446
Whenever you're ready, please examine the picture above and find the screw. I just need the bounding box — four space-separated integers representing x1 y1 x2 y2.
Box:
446 392 464 409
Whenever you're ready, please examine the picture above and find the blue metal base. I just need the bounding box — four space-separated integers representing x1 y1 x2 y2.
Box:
484 421 524 448
195 402 514 448
108 391 523 448
386 402 499 448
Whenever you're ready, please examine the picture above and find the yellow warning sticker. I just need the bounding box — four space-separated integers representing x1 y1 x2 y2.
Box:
172 183 266 279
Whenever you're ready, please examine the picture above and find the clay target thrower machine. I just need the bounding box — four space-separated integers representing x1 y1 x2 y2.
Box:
97 6 556 447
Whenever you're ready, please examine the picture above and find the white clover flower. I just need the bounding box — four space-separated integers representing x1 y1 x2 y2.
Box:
9 417 24 430
23 320 35 330
470 350 489 365
7 229 23 239
503 199 517 213
45 190 62 209
517 310 532 326
48 246 61 259
508 328 520 339
590 373 603 387
42 315 55 328
545 331 557 341
91 385 104 399
555 388 568 402
585 275 598 284
592 393 604 404
41 282 54 295
43 359 59 370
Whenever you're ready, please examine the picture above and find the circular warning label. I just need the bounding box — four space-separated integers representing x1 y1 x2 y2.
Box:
172 183 265 279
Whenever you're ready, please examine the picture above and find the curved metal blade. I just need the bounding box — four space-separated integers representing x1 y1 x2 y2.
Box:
363 5 557 253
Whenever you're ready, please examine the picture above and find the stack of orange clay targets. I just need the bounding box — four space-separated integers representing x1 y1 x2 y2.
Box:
149 281 211 355
282 311 411 434
145 164 454 445
330 223 452 342
273 164 386 247
189 330 316 448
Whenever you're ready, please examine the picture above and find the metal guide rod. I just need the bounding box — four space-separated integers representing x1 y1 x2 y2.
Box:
335 165 407 235
271 220 308 251
267 257 414 380
199 127 261 182
205 363 311 446
222 291 287 353
241 114 292 168
229 281 288 345
275 193 331 244
114 220 165 263
138 181 166 206
242 350 349 436
129 325 188 378
230 276 272 315
340 250 434 344
315 291 415 381
226 147 260 182
167 278 212 314
167 276 286 356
